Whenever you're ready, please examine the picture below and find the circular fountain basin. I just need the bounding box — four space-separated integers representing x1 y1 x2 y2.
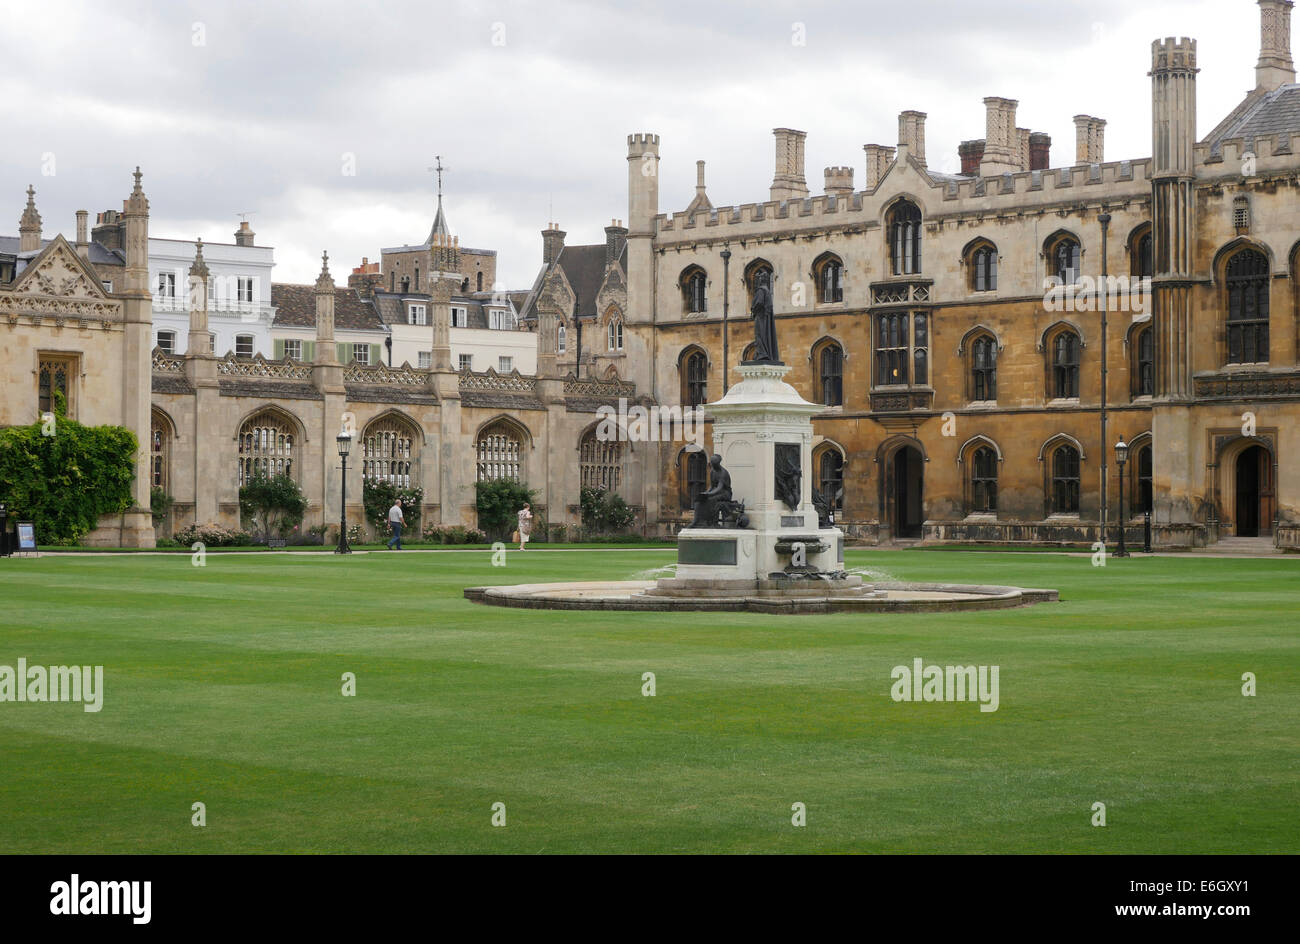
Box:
463 580 1058 614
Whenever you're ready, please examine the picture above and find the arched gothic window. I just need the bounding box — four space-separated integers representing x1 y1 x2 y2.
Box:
476 421 524 482
681 267 707 314
238 411 297 486
971 335 997 401
680 449 708 510
1051 329 1081 399
1049 235 1082 284
150 411 170 490
970 446 998 514
816 447 844 514
889 201 922 275
968 242 998 292
580 429 624 493
1050 445 1081 515
1134 326 1154 397
1225 248 1270 364
682 349 708 408
813 253 844 303
815 341 844 407
362 416 418 489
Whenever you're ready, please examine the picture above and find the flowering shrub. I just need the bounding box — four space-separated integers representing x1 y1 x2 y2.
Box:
422 525 488 545
174 523 253 547
363 480 423 535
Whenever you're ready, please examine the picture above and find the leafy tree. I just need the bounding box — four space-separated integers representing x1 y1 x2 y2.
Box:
0 416 137 544
238 473 309 542
474 479 536 540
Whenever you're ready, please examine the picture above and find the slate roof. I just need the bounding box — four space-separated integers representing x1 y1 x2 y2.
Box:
369 290 515 329
1204 83 1300 153
520 240 627 322
270 284 383 331
0 235 124 267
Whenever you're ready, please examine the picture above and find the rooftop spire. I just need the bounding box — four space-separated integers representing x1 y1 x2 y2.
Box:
19 185 41 252
315 250 335 293
426 155 451 243
189 238 209 280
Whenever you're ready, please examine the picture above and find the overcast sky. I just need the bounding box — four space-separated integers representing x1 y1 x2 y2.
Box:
1 0 1271 288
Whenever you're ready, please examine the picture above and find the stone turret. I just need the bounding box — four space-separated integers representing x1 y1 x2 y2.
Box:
314 251 337 365
19 186 41 253
823 166 854 199
188 239 212 355
431 277 452 371
626 132 659 329
119 168 156 547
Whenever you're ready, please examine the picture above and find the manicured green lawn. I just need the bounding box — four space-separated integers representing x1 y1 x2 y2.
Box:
0 548 1295 853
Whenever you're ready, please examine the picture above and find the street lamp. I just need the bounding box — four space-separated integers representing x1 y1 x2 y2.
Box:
335 428 353 555
1098 212 1112 543
1114 436 1130 558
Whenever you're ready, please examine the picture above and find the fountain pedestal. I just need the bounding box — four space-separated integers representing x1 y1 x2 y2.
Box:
653 363 859 597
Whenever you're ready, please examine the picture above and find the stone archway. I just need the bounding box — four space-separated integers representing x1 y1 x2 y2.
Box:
1235 445 1274 537
1215 436 1277 538
878 439 925 540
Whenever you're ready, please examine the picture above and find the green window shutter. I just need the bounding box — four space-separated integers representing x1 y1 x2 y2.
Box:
304 341 316 362
273 338 285 359
371 344 382 366
338 342 350 363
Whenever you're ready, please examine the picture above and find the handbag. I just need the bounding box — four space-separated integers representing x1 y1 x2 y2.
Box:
511 530 519 543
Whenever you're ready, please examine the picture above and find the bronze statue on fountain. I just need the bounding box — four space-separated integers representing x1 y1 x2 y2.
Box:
689 453 749 529
744 274 782 366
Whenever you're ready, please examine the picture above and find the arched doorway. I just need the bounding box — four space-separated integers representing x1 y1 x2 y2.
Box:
1234 445 1274 537
888 444 924 539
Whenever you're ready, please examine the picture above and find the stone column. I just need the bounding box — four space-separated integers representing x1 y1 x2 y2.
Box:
119 169 156 547
185 239 220 526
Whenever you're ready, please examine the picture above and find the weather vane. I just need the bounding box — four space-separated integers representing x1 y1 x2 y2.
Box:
427 157 447 200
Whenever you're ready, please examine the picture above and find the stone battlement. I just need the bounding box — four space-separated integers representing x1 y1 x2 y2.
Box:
1151 37 1198 71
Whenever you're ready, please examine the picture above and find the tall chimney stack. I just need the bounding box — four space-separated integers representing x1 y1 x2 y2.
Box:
897 111 927 167
770 128 809 201
1074 115 1106 164
234 220 255 247
1029 132 1052 170
75 210 89 258
979 97 1020 176
1257 0 1297 90
541 222 566 264
863 144 896 189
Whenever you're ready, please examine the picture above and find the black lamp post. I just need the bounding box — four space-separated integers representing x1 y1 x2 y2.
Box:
335 428 353 555
1098 212 1112 544
0 502 8 557
1114 437 1130 558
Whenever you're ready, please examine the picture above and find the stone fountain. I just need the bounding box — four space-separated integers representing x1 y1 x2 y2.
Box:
464 283 1057 614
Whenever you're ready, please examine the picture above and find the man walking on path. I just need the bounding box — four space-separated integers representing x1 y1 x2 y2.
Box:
387 500 405 550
